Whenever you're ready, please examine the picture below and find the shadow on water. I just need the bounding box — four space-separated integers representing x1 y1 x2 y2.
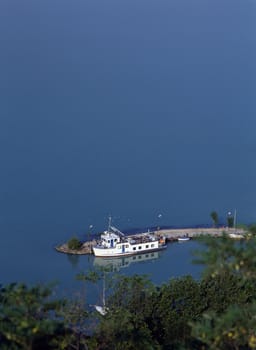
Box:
67 254 80 269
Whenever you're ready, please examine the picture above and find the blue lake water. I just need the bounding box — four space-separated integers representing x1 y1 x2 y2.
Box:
0 0 256 293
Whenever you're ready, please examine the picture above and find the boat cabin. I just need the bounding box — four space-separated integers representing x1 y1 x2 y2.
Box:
100 232 122 248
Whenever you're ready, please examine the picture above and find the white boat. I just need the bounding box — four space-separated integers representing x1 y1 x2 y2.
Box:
92 218 167 258
228 233 244 239
177 235 190 242
93 273 108 316
94 304 108 316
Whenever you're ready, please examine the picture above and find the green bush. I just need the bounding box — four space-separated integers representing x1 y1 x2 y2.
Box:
67 236 82 250
249 224 256 235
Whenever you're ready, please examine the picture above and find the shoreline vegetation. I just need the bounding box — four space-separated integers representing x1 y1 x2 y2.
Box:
55 226 246 255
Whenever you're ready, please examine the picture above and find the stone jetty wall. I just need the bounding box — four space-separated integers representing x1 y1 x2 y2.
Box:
157 227 245 241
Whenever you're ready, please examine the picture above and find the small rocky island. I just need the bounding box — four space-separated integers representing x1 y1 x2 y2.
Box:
55 236 96 255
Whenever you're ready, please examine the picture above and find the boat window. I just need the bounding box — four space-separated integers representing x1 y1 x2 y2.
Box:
151 244 155 248
146 245 149 248
133 247 136 250
138 246 142 250
125 244 129 248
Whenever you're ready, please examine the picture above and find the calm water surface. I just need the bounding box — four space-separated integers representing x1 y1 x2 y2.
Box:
0 0 255 291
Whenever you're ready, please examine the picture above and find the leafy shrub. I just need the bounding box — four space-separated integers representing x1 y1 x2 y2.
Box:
67 236 82 250
249 224 256 235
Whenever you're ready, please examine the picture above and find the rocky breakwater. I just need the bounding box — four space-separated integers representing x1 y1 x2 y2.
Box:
157 227 246 242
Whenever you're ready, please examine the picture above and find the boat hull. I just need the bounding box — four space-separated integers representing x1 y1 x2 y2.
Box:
93 244 167 258
178 237 190 242
228 233 244 239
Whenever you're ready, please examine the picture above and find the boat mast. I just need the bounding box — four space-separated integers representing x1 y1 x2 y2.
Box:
108 216 112 233
102 273 106 307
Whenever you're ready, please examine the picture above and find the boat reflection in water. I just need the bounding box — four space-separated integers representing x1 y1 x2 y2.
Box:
93 251 161 272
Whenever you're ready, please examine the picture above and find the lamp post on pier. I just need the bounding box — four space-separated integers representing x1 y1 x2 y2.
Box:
157 213 162 232
227 211 233 229
227 209 237 230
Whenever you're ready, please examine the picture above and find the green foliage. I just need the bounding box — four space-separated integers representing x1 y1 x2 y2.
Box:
0 281 95 350
199 273 254 314
95 308 155 350
76 270 100 283
236 223 248 231
210 211 218 227
107 274 154 312
0 283 64 350
191 302 256 349
51 296 91 350
150 276 202 348
95 274 206 349
67 236 82 250
189 233 256 349
194 234 256 281
193 234 237 278
249 223 256 235
92 236 256 349
94 275 157 349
